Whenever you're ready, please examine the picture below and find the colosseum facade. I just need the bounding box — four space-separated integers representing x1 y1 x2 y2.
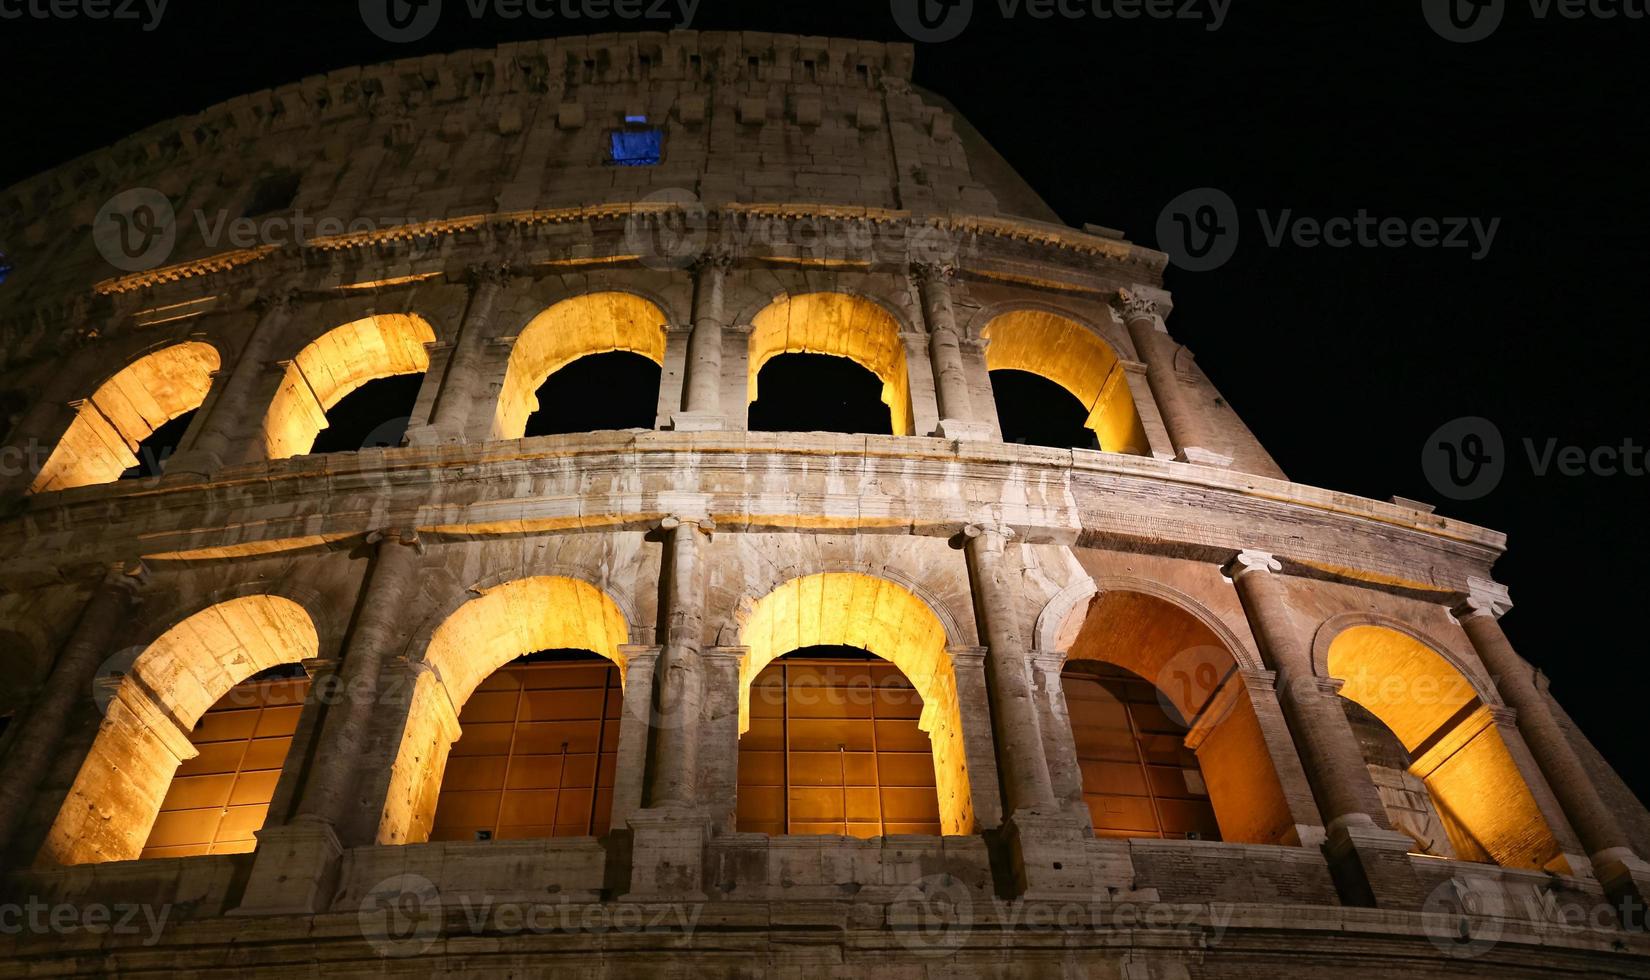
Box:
0 28 1647 979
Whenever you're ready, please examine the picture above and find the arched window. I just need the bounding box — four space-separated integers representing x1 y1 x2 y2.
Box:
738 572 974 835
738 647 940 837
382 576 631 845
43 595 318 865
746 293 913 436
1326 624 1569 871
494 293 667 440
747 353 893 435
982 310 1149 454
1063 660 1219 840
262 314 434 460
306 374 423 454
524 350 661 436
142 665 309 859
31 341 220 493
430 651 621 841
1059 589 1299 845
989 369 1097 450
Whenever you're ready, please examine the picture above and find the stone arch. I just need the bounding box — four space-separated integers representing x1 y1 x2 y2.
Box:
979 308 1148 454
1309 612 1496 704
40 595 318 865
380 575 633 844
261 313 436 460
1315 616 1565 870
492 291 669 439
730 557 971 652
30 341 221 493
746 292 915 436
735 571 973 834
1056 582 1299 844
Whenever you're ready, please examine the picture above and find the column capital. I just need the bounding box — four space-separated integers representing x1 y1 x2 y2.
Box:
252 286 302 316
364 528 424 553
1111 288 1166 328
947 644 990 668
660 515 716 536
962 522 1016 545
1453 576 1512 621
691 246 735 273
1227 548 1282 580
910 260 958 286
465 260 512 288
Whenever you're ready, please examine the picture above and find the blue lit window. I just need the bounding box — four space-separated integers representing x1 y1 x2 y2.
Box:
609 128 663 167
0 251 12 285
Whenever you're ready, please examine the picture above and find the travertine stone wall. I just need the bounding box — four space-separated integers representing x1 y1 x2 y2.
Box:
0 29 1646 979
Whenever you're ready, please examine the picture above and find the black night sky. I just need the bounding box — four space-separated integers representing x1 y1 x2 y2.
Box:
2 1 1645 799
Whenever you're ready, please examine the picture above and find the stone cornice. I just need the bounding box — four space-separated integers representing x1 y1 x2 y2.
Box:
0 432 1504 597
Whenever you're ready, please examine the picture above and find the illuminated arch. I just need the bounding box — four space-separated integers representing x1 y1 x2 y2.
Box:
747 293 913 436
981 309 1148 454
30 341 220 493
1062 588 1298 845
41 595 317 865
1325 623 1567 871
493 292 668 439
381 576 631 844
262 314 436 459
737 572 969 833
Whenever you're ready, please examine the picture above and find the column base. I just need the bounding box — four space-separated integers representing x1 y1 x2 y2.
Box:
999 809 1124 901
157 448 223 484
1591 847 1650 927
1176 446 1235 467
1321 815 1426 910
621 806 711 901
669 412 731 432
230 818 344 916
933 418 993 441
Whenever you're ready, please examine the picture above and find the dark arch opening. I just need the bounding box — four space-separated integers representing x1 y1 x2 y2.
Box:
748 353 892 435
431 649 621 841
1340 697 1482 862
525 351 661 437
121 410 197 481
309 373 423 454
990 369 1098 450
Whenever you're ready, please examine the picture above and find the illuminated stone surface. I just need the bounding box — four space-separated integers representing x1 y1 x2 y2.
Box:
0 29 1647 978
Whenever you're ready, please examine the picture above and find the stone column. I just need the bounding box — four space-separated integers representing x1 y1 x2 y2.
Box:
1454 588 1650 908
1029 649 1091 831
1228 549 1424 909
1114 290 1229 467
673 251 731 431
0 563 140 858
963 525 1100 899
623 517 714 902
166 289 299 477
234 530 424 915
415 262 509 444
914 263 991 441
610 644 661 830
